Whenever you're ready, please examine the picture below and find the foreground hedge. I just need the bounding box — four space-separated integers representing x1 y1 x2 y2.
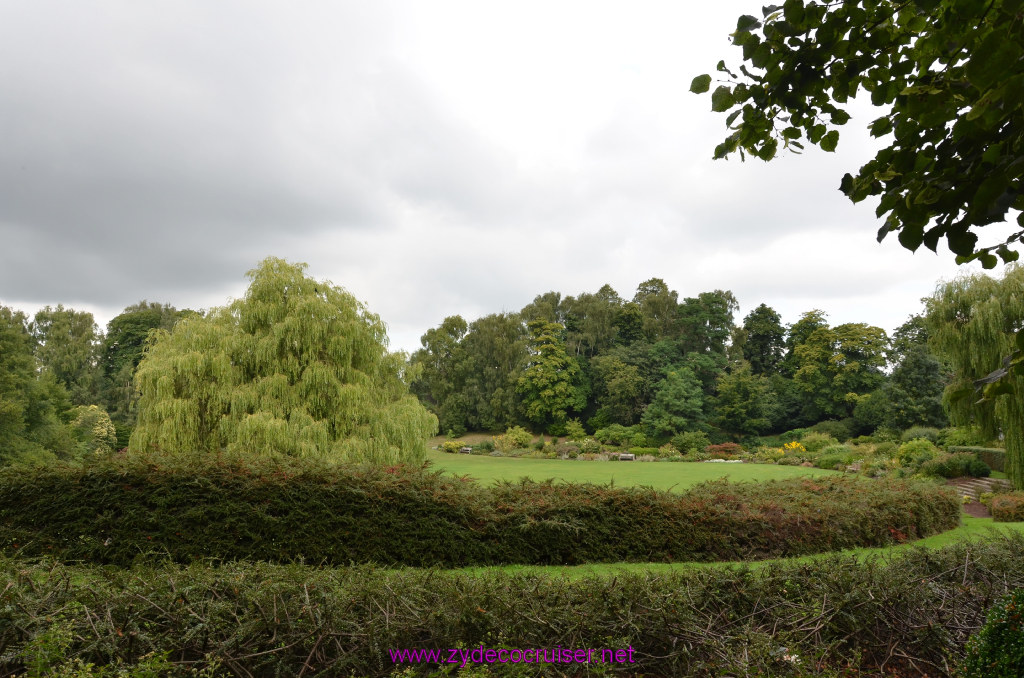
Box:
0 454 958 567
4 537 1024 677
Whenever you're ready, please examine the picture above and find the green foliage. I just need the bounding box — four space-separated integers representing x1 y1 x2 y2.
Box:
896 438 940 467
130 258 437 464
800 432 838 454
816 444 854 471
671 431 711 455
949 446 1007 473
713 362 779 435
30 305 101 407
0 454 959 568
493 426 533 452
809 419 852 442
793 323 889 422
641 367 705 438
741 303 785 375
919 453 991 479
992 493 1024 522
68 405 117 456
564 418 587 442
6 534 1024 676
0 306 76 464
696 0 1024 264
901 426 941 443
961 589 1024 678
874 441 898 458
939 427 992 448
927 267 1024 487
516 320 587 431
593 423 642 447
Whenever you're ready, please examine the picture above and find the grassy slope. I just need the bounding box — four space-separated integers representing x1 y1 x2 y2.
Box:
425 448 838 491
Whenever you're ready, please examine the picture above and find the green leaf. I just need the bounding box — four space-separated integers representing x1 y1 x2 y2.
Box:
948 230 979 257
783 0 805 25
711 86 736 112
690 74 712 94
737 14 761 31
1016 329 1024 353
898 224 924 251
830 110 851 125
820 130 839 152
808 124 827 144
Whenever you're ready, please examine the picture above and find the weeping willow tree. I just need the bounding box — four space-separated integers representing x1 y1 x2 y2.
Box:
925 265 1024 488
129 258 437 464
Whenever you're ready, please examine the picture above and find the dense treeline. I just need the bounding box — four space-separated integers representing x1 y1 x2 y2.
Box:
409 279 948 442
0 301 191 464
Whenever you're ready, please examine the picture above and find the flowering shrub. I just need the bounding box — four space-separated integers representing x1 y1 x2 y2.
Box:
782 441 806 455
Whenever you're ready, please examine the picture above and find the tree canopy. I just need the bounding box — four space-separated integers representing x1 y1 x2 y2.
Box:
693 0 1024 266
926 265 1024 487
130 258 437 464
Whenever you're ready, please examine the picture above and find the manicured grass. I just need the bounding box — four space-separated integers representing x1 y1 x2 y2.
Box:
425 448 838 491
449 516 1024 579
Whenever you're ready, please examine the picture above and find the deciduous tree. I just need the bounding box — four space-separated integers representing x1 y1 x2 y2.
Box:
693 0 1024 265
130 258 437 463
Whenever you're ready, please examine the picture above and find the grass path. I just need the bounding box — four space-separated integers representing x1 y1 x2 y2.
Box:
425 448 838 491
445 516 1024 579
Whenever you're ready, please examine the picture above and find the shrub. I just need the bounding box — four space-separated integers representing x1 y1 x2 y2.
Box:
0 454 960 568
874 441 898 458
657 443 679 458
671 431 711 454
801 432 839 453
896 438 939 468
439 440 463 454
816 444 854 470
967 458 992 478
563 418 586 442
992 493 1024 522
493 426 533 452
949 446 1007 473
901 426 941 443
750 446 785 464
849 435 875 446
960 589 1024 677
810 419 851 441
939 426 991 448
6 535 1024 676
475 440 495 453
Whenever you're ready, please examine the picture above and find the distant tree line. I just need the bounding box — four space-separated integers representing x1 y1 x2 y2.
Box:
408 279 948 442
0 301 192 463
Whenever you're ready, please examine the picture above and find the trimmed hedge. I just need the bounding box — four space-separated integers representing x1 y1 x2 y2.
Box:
4 537 1024 677
0 454 960 568
949 446 1006 472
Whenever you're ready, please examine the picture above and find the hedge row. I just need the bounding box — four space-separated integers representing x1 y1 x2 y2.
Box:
0 454 959 567
948 446 1006 472
4 536 1024 677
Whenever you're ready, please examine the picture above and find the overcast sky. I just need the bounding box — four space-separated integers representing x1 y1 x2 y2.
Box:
1 1 1017 354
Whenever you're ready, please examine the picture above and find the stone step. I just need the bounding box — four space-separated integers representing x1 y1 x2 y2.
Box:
950 477 1012 500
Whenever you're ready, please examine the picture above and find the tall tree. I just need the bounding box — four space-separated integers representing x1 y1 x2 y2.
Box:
926 266 1024 487
516 320 586 433
742 303 785 375
641 367 705 439
633 278 680 342
101 301 191 424
589 355 646 426
677 290 739 355
459 313 528 431
409 315 470 436
131 258 437 463
782 309 829 377
792 322 889 422
31 305 101 406
561 284 622 357
0 306 73 462
714 361 780 435
692 0 1024 266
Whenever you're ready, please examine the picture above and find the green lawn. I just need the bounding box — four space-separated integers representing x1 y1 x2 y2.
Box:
425 448 839 491
448 516 1024 579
